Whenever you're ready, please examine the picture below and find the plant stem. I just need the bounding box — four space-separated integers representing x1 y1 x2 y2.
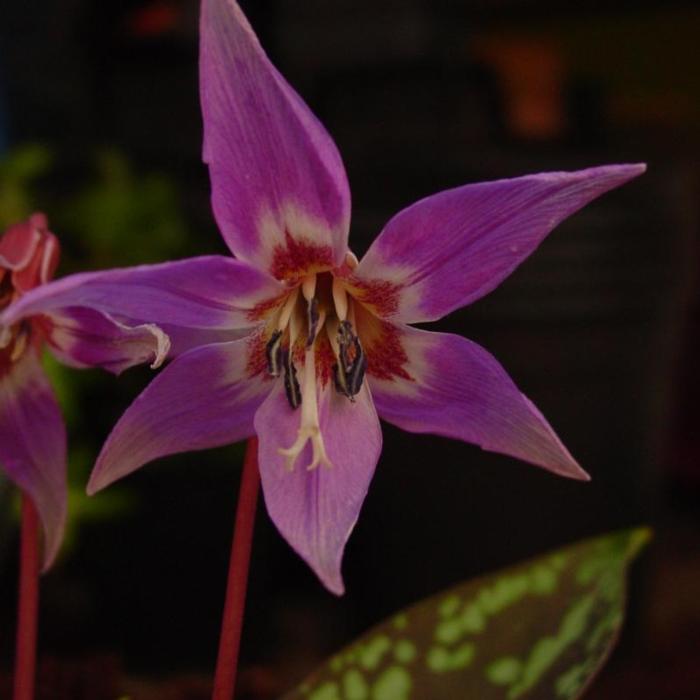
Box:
212 437 260 700
14 494 40 700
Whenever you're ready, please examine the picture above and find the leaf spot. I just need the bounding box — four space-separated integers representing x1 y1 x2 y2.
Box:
342 669 368 700
438 594 461 618
486 657 523 686
393 639 417 664
308 681 341 700
359 635 391 671
371 666 412 700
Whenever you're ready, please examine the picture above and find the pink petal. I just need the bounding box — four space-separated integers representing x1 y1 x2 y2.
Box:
0 350 66 570
1 256 284 352
368 325 588 480
254 380 382 595
43 307 170 374
12 231 60 294
351 164 646 322
200 0 350 277
0 214 59 292
88 338 271 494
0 217 42 270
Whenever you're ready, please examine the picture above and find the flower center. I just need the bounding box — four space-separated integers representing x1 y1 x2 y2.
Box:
0 274 31 368
264 269 367 471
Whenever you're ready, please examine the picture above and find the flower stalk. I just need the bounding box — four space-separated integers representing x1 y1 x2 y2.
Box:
213 437 260 700
13 494 40 700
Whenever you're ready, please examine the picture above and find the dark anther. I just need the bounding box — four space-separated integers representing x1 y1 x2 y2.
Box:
265 330 283 376
283 350 301 409
306 297 320 347
345 347 367 398
332 362 350 398
334 321 366 401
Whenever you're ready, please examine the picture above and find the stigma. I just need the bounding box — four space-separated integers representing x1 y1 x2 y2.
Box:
264 270 368 470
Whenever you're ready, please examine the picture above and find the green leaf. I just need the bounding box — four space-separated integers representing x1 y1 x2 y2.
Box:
281 528 651 700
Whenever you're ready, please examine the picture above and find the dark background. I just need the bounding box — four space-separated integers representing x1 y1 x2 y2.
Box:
0 0 699 697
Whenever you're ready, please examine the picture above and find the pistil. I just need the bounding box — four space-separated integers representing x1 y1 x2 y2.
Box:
278 303 332 471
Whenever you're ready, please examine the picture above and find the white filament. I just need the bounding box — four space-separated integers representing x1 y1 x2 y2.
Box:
332 277 348 322
276 288 299 331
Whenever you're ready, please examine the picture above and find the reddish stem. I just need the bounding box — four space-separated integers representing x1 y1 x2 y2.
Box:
212 437 260 700
13 494 40 700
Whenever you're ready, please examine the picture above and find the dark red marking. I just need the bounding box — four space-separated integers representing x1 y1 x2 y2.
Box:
244 329 270 379
314 334 336 388
270 231 334 282
246 291 290 323
345 275 402 318
355 304 412 382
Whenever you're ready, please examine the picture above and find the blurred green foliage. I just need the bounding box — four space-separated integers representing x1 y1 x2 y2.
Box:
60 149 189 268
0 144 52 228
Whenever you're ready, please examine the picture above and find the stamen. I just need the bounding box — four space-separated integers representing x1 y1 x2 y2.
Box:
282 305 302 409
0 324 11 349
9 326 28 362
337 321 356 370
332 362 350 397
332 320 366 401
345 251 359 270
277 289 299 332
265 330 283 376
301 274 317 302
345 346 367 398
332 277 348 322
282 349 301 409
306 297 319 348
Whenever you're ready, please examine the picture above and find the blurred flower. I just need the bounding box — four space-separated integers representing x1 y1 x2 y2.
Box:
5 1 645 593
0 213 169 568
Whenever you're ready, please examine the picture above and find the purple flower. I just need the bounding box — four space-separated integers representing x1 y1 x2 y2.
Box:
0 214 169 568
4 0 645 593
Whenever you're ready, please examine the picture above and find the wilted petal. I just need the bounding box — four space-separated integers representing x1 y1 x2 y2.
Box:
368 325 588 480
201 0 350 276
0 350 66 570
255 381 382 595
352 165 646 322
43 307 170 374
0 213 60 293
88 338 271 494
1 256 284 339
0 215 43 270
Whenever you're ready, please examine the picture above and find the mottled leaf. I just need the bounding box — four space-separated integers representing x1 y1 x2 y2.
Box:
281 528 650 700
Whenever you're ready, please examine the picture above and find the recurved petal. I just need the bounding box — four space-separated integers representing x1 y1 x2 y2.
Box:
368 325 588 480
42 307 170 374
1 255 285 339
254 380 382 595
0 350 66 570
88 338 271 495
352 164 646 323
12 228 60 293
155 324 247 356
201 0 350 276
